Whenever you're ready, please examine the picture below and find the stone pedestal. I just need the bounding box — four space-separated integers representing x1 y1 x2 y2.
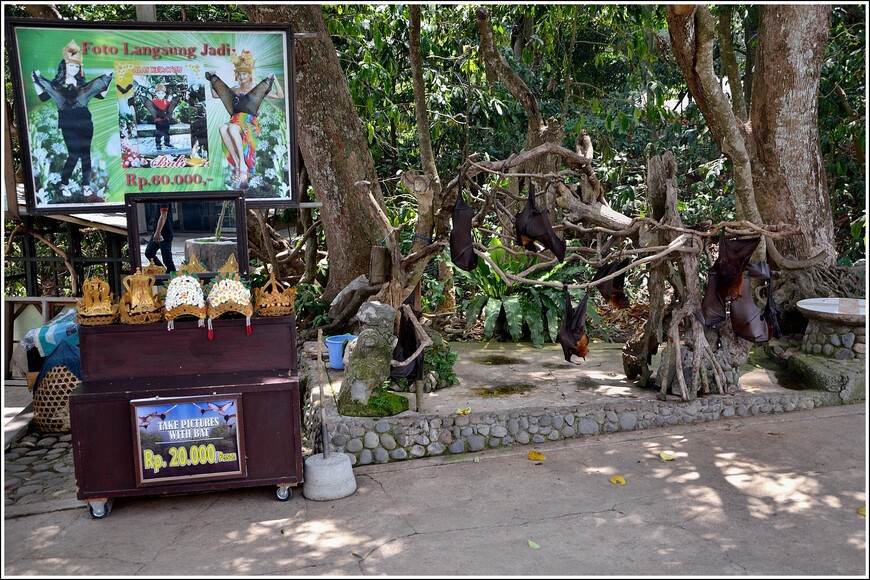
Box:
797 298 866 360
184 238 237 271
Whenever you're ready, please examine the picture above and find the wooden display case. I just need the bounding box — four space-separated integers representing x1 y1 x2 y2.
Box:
69 315 303 518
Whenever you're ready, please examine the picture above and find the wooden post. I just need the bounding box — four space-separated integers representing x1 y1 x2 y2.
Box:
316 328 330 458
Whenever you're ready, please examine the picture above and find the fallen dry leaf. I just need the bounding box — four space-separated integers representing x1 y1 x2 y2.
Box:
528 540 541 549
609 475 626 485
659 451 675 461
528 450 546 461
859 506 866 517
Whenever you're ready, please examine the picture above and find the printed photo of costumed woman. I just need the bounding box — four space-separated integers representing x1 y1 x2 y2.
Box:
31 39 113 202
205 49 284 189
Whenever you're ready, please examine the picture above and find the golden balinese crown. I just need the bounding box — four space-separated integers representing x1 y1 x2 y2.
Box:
77 275 119 325
120 268 163 324
63 40 83 65
231 49 255 74
142 259 166 276
254 269 296 317
204 254 253 339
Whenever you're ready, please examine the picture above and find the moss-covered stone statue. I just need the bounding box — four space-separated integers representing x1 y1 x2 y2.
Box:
336 301 409 416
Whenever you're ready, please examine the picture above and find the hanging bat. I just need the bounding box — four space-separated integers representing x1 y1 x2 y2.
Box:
206 71 274 116
714 232 759 302
592 258 631 309
697 232 760 327
556 286 589 364
514 183 566 262
449 173 479 272
33 71 114 108
390 305 425 380
730 261 782 342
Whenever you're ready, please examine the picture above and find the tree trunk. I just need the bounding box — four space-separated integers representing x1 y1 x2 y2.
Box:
748 5 835 264
243 5 386 302
667 5 836 267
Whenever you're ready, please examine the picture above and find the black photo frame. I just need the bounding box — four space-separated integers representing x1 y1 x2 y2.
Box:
125 191 249 282
6 18 299 215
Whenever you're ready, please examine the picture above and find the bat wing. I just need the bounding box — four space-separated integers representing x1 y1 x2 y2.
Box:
206 71 235 115
242 75 275 114
449 174 479 271
140 95 159 118
729 275 769 342
165 95 182 118
557 288 589 363
390 307 425 380
593 258 631 309
697 267 727 327
78 73 113 104
715 232 760 303
746 261 782 340
33 73 65 107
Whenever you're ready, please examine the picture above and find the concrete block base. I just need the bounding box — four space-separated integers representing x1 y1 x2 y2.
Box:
302 452 357 501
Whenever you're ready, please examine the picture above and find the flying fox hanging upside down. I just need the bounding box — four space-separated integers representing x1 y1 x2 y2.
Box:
696 232 781 343
592 258 631 309
556 286 589 364
697 232 760 328
449 172 479 272
514 183 566 262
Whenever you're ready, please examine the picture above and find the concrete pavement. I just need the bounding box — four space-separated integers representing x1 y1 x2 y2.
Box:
3 404 866 577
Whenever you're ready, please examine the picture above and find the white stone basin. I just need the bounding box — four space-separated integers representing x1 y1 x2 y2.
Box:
796 298 866 325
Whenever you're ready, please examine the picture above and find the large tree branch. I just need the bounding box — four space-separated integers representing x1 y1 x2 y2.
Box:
475 6 542 141
667 6 770 259
407 6 441 254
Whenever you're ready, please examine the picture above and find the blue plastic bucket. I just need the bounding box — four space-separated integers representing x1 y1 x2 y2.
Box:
324 334 357 370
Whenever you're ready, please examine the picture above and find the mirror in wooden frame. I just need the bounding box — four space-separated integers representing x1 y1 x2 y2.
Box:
125 191 249 282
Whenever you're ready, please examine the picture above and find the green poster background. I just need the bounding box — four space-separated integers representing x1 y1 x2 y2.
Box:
13 26 293 210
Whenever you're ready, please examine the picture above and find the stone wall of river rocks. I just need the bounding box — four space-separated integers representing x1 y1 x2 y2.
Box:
304 386 816 466
801 320 865 359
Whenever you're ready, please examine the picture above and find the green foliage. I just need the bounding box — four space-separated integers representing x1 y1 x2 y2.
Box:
294 282 331 328
426 346 459 389
820 5 866 264
454 238 593 347
366 380 409 416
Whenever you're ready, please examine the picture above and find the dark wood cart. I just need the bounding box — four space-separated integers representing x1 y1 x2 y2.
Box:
69 314 303 518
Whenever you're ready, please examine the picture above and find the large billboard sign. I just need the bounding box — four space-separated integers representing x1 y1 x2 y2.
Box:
6 19 299 214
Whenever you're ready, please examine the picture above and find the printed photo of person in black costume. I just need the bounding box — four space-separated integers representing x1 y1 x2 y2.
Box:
31 39 113 201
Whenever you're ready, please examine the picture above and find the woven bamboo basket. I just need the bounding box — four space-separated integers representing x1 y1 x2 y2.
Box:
32 365 80 433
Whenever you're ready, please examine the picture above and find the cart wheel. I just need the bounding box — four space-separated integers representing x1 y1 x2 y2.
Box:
276 486 292 501
88 501 110 519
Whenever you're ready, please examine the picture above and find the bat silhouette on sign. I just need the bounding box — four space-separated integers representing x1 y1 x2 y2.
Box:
32 71 113 108
449 172 479 272
514 183 566 262
206 71 274 116
138 405 178 429
592 258 631 309
697 232 760 327
556 286 589 364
